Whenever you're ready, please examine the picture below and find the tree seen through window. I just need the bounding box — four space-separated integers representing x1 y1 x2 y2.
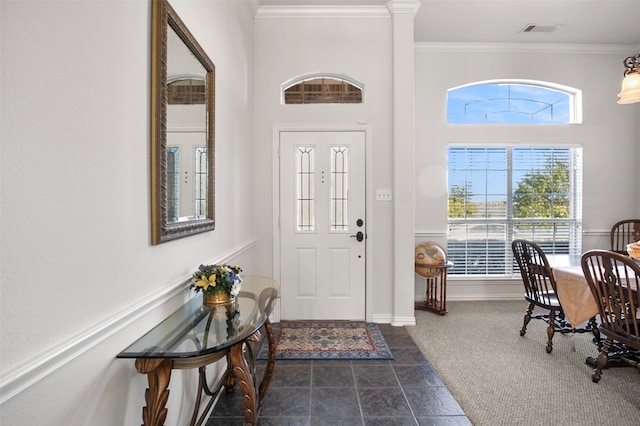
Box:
446 80 582 276
447 146 581 276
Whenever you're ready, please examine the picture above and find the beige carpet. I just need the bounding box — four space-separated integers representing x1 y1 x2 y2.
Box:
407 300 640 426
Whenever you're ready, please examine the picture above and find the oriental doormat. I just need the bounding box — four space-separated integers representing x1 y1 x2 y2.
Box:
256 321 394 361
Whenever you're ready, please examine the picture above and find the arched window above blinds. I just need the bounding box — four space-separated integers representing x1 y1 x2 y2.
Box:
283 75 363 104
447 80 582 124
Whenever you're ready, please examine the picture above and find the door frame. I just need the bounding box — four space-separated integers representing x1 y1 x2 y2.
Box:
272 124 374 322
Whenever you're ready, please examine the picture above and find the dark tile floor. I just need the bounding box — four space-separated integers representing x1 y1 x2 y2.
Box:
207 324 472 426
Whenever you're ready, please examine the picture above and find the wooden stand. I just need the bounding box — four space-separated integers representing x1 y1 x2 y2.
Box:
415 262 452 315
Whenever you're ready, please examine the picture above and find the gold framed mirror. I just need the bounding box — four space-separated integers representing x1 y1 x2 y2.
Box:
151 0 215 244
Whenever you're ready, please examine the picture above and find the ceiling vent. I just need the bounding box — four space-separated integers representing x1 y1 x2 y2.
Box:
520 24 559 33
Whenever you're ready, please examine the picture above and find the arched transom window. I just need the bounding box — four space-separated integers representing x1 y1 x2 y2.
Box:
447 80 581 124
168 77 205 105
283 75 363 104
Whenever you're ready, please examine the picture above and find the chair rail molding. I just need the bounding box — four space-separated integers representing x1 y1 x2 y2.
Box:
0 239 256 404
418 229 608 238
583 228 609 237
415 230 447 239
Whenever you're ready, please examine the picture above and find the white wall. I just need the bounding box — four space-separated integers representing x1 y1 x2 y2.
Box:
252 7 398 321
0 0 256 424
414 43 640 300
2 1 639 423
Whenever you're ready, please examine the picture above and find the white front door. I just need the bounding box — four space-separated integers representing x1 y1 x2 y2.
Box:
279 131 366 320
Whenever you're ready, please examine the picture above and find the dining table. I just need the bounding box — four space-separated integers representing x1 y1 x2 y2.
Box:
549 253 640 368
548 254 599 329
546 254 601 364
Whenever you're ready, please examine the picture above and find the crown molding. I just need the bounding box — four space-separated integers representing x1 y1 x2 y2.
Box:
386 0 420 15
255 4 390 19
415 42 639 55
249 0 260 16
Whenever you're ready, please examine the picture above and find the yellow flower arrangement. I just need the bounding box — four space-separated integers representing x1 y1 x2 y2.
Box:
191 263 242 296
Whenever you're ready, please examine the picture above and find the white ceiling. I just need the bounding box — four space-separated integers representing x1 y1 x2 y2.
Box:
257 0 640 45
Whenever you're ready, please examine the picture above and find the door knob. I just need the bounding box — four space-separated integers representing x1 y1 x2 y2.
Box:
350 231 364 242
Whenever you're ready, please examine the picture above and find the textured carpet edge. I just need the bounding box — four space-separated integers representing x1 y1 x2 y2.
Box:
405 300 640 426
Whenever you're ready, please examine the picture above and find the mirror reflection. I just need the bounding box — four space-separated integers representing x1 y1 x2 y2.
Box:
166 26 208 222
151 0 215 244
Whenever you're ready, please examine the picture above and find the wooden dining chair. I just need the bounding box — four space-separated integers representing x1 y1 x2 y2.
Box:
610 219 640 254
512 239 574 353
581 250 640 383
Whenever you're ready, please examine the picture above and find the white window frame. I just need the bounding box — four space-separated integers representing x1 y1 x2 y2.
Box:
445 79 583 277
447 79 582 124
447 144 582 277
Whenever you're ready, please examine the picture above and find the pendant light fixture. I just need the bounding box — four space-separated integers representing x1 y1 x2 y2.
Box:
617 54 640 104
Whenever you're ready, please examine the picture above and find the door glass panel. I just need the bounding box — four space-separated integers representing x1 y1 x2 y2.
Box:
331 146 348 231
195 146 207 218
296 146 315 231
167 147 180 221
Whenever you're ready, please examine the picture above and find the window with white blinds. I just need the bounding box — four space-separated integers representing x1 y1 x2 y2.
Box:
447 146 582 276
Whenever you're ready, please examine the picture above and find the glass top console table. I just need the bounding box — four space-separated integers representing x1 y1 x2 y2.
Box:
117 275 280 426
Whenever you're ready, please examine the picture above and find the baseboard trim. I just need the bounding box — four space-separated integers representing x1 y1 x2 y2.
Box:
0 240 256 404
371 314 393 324
391 316 416 327
441 295 522 302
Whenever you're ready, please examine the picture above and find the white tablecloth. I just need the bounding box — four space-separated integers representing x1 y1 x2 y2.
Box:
552 265 599 327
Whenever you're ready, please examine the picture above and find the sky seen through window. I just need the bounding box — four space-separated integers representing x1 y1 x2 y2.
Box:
447 82 572 124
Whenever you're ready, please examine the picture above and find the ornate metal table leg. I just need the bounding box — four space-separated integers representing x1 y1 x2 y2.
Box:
134 358 172 426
